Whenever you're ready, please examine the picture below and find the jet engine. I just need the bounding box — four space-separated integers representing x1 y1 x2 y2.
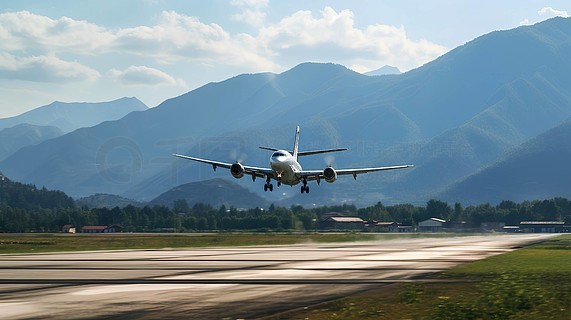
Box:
323 167 337 183
230 163 245 179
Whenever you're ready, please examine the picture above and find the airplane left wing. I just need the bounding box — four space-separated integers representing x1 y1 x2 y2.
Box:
172 154 274 179
298 164 414 182
335 165 414 176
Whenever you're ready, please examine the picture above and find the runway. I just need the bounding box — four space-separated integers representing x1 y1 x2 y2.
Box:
0 234 555 319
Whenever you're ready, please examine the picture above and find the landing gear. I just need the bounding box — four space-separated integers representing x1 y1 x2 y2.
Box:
301 178 309 194
264 176 273 192
276 172 282 188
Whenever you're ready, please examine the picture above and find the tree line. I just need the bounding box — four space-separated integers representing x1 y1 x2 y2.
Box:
0 175 570 232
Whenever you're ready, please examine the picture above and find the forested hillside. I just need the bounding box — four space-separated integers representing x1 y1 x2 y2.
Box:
0 173 74 210
1 173 569 233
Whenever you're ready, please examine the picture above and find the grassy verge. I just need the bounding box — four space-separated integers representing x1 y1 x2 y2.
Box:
264 235 571 320
0 232 487 254
0 232 417 254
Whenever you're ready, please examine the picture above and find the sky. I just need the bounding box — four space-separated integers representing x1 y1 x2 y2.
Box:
0 1 570 118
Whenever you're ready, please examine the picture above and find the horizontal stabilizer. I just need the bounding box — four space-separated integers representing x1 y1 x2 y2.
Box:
298 148 348 156
258 146 279 152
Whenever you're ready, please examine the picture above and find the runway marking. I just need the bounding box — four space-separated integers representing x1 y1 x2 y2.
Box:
0 278 476 285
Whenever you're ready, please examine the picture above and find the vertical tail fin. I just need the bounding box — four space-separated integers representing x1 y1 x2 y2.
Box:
293 126 300 160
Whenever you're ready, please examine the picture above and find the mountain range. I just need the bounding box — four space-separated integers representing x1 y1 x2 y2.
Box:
150 178 269 209
0 124 63 162
2 17 571 206
439 117 571 204
0 97 148 133
364 65 401 76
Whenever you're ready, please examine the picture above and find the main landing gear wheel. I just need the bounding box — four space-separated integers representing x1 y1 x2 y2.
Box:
301 178 309 193
264 176 273 192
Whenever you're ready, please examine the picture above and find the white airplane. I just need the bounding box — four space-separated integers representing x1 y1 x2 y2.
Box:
173 126 413 194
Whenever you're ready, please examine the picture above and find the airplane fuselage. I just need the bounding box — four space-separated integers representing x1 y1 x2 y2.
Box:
269 150 302 186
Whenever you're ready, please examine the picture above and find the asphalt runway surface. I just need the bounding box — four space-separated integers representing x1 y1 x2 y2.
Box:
0 234 556 319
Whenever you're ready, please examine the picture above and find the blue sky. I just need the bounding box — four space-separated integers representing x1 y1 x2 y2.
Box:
1 1 570 117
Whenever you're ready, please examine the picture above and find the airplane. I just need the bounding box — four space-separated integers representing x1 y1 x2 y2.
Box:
173 126 413 194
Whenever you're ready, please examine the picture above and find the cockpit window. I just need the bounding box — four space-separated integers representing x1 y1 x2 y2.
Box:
272 152 286 157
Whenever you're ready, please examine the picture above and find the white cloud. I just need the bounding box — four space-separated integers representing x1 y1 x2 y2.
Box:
259 7 447 72
0 53 100 83
230 0 269 27
0 10 278 72
538 7 569 18
521 7 569 28
111 11 278 70
109 65 179 86
0 11 113 54
0 8 448 81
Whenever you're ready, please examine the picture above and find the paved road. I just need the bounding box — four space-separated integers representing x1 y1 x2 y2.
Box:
0 234 555 319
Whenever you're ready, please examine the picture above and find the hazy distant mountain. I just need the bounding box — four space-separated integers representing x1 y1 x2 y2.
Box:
438 118 571 204
0 124 63 161
76 193 145 209
150 179 269 209
3 17 571 207
0 97 148 133
364 65 401 76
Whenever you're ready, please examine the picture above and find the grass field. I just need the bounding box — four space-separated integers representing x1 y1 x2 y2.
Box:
264 235 571 320
0 233 365 254
0 232 483 254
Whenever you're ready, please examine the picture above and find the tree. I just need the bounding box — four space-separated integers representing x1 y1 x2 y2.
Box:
452 202 463 221
532 200 561 221
174 199 189 213
426 199 451 220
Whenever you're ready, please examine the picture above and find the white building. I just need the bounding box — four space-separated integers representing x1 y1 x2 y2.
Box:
418 218 446 232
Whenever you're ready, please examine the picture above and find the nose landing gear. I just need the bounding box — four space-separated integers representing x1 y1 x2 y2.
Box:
276 172 282 187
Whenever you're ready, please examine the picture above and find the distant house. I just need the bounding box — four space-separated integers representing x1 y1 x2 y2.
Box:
519 221 570 233
365 221 413 232
375 222 399 232
418 218 446 232
320 216 364 230
62 224 76 234
81 225 123 233
397 225 414 233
